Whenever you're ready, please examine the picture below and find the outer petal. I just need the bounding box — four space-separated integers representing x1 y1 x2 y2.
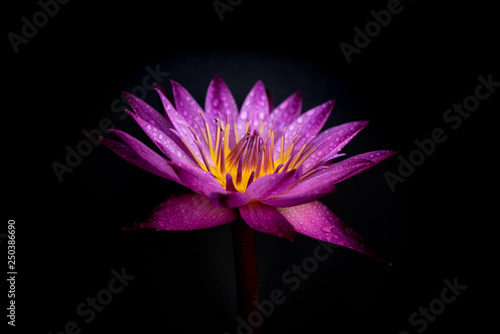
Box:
320 150 398 184
95 133 181 184
277 201 390 264
288 100 335 154
205 74 238 122
302 120 369 171
107 129 182 184
239 202 296 240
238 81 269 137
169 79 205 123
123 193 238 231
261 183 337 207
245 168 301 200
122 91 173 132
265 90 302 136
127 110 198 166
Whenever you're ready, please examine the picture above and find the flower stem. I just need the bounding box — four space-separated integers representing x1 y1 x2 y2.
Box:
232 219 261 331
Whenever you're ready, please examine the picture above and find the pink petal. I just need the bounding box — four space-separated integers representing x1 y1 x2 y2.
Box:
289 100 335 154
321 150 398 184
169 161 226 198
238 81 269 137
277 201 390 264
123 193 238 231
96 133 181 184
169 79 205 123
107 129 182 184
127 110 198 167
122 91 173 132
261 183 337 207
239 202 296 240
245 168 301 200
205 75 238 122
263 90 302 138
302 120 369 171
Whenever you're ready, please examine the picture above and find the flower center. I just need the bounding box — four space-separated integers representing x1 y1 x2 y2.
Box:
185 116 317 193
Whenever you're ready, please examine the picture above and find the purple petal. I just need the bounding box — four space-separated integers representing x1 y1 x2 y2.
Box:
302 121 369 171
289 100 335 154
321 150 398 184
205 75 238 122
127 110 198 166
170 161 226 198
122 91 173 132
123 193 238 231
239 202 296 240
169 79 205 122
238 81 269 136
261 182 337 207
208 191 250 209
96 133 181 184
277 201 390 264
245 168 301 200
265 91 302 136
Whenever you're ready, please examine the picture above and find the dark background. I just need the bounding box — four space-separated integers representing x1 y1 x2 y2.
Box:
4 0 497 333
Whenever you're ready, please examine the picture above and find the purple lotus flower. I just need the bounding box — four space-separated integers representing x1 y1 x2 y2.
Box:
99 75 396 263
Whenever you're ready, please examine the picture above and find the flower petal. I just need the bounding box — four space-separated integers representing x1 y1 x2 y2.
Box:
170 160 226 198
107 129 182 184
122 91 173 132
239 202 296 240
261 183 337 207
245 168 301 200
205 74 238 123
95 132 181 184
238 81 269 137
169 79 205 123
321 150 398 184
302 120 369 171
264 90 302 136
127 110 198 166
123 193 238 231
277 201 390 264
289 100 335 154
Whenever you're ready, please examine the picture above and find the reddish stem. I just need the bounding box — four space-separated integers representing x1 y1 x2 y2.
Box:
232 220 261 332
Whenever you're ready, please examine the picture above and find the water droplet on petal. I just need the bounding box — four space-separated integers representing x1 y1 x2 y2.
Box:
212 98 220 108
321 226 332 233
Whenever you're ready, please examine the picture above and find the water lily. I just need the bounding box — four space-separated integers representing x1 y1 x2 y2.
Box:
98 75 395 263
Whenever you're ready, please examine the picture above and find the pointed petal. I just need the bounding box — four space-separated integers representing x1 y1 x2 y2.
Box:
261 183 337 207
169 79 205 122
238 81 269 136
245 168 301 200
277 201 390 264
303 120 369 171
205 75 238 122
170 161 226 198
239 202 296 240
123 193 238 231
322 150 398 184
127 110 198 166
107 129 182 184
289 100 335 154
95 133 181 184
122 91 173 132
208 191 250 209
264 90 302 136
155 87 203 162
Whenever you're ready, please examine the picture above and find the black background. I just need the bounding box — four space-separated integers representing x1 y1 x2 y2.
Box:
4 0 498 333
